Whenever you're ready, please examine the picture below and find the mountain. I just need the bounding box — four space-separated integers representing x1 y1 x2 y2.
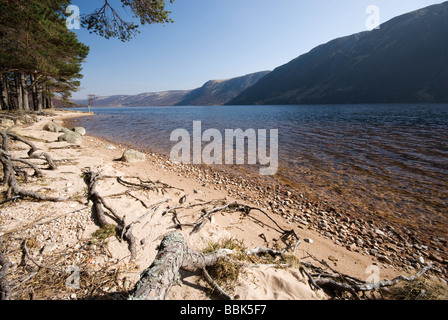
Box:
228 2 448 105
80 90 191 107
175 71 270 106
81 71 270 107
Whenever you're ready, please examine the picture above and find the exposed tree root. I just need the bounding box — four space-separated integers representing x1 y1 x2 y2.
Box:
84 170 142 261
300 256 435 300
0 250 12 300
128 232 235 300
0 129 63 202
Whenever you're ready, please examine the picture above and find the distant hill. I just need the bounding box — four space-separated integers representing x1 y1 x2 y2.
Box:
79 71 270 107
175 71 270 106
228 2 448 105
76 90 191 107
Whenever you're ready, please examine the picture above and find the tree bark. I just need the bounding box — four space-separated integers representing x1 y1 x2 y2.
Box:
128 232 233 300
36 85 43 112
0 251 12 300
15 73 23 112
0 74 8 111
20 73 30 113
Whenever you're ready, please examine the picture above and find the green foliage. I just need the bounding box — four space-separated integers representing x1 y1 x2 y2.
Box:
82 0 175 42
203 238 246 294
92 224 117 241
0 0 175 111
0 0 90 110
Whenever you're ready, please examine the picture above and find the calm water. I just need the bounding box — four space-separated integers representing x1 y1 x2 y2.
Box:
67 104 448 236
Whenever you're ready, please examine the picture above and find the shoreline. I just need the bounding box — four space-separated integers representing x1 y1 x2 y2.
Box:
61 110 448 280
64 107 448 241
0 109 446 300
64 109 448 253
60 110 448 277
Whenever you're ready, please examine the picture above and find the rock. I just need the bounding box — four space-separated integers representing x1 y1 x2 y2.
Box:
72 127 86 136
0 119 15 127
44 122 65 133
377 254 393 264
40 243 58 255
57 131 83 144
304 238 313 244
319 220 329 230
121 149 146 163
193 189 202 194
355 237 364 247
429 252 444 263
374 229 385 236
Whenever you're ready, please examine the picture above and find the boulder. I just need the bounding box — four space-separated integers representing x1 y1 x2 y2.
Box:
121 149 146 163
57 131 83 144
72 127 86 136
0 119 15 127
44 122 65 133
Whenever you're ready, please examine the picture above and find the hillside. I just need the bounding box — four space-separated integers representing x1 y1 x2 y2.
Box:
81 71 270 107
228 2 448 105
175 71 270 106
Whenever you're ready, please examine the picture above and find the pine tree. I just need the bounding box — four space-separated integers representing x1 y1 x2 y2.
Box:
1 0 174 112
0 0 89 112
82 0 175 42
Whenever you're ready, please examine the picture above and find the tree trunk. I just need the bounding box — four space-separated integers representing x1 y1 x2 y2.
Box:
0 74 8 111
20 73 30 113
30 74 37 111
36 84 43 112
15 73 23 112
48 96 54 109
128 232 232 300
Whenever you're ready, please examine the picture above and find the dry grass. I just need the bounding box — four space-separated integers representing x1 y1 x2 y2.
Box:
383 276 448 300
0 235 133 300
202 237 301 296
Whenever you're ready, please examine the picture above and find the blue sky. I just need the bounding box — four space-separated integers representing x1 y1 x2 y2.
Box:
70 0 444 100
